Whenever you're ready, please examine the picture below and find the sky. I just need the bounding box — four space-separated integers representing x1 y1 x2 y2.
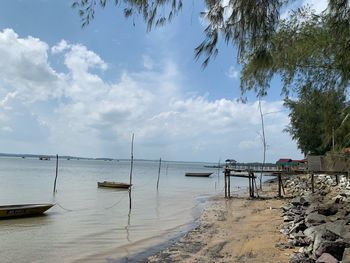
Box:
0 0 328 162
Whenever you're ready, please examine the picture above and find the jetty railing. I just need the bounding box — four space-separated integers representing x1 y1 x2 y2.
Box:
223 167 349 199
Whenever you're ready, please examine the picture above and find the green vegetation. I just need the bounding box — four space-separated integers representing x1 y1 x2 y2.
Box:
284 87 348 155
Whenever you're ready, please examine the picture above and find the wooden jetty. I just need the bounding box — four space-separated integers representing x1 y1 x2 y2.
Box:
223 167 348 198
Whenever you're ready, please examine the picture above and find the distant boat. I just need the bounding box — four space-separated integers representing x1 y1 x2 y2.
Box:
0 203 54 219
39 156 50 161
185 172 213 177
97 181 131 189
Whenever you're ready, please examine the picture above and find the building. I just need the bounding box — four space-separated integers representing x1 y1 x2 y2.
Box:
276 158 306 171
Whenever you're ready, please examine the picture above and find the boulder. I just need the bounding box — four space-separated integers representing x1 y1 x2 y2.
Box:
312 230 340 256
315 253 338 263
292 196 310 207
290 253 315 263
289 222 308 234
342 248 350 263
317 205 338 216
305 213 327 226
315 240 347 261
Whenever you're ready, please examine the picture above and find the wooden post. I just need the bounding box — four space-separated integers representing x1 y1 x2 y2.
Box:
248 173 252 197
335 174 339 185
228 170 231 198
278 174 281 197
280 176 285 196
156 158 162 190
129 133 134 210
251 172 254 198
224 168 227 198
53 154 59 193
311 173 315 193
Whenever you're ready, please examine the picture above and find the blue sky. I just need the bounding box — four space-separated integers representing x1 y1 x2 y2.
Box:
0 0 327 162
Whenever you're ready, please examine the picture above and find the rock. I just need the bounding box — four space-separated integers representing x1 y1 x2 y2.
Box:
342 232 350 245
333 195 345 203
290 253 315 263
315 253 339 263
290 238 311 247
304 220 348 239
312 230 340 257
342 247 350 263
292 196 310 207
289 222 308 234
317 205 338 216
327 210 347 222
306 212 327 226
315 240 347 261
284 215 294 222
282 204 293 212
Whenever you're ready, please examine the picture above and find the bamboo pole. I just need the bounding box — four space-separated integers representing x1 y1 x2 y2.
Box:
278 174 282 197
53 154 59 193
228 170 231 198
248 173 252 197
129 133 134 210
224 168 227 198
156 158 162 190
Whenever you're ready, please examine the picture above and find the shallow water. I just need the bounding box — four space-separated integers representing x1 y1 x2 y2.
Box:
0 157 249 262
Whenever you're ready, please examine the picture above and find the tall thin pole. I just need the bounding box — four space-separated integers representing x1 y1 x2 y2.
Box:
217 158 221 184
156 158 162 190
258 98 266 190
129 133 134 186
53 154 59 193
332 127 335 151
129 133 134 210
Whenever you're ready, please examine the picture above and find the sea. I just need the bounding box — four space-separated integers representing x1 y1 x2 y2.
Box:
0 157 251 263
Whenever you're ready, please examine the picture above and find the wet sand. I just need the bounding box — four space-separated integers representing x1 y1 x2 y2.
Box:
146 183 293 263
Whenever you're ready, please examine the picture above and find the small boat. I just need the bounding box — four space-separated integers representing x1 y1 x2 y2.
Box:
0 203 54 219
97 181 131 189
185 172 213 177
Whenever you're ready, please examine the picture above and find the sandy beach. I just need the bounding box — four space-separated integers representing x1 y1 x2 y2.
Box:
146 181 292 262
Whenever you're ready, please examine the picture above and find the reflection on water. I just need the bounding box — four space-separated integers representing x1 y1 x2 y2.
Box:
0 158 249 262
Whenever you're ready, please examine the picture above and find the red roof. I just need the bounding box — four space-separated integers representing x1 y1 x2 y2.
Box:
276 158 292 163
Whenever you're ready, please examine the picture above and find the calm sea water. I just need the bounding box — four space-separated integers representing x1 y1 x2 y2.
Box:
0 157 250 262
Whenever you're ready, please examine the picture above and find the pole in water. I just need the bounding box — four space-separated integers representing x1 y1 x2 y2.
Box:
53 154 59 193
157 158 162 190
129 133 134 210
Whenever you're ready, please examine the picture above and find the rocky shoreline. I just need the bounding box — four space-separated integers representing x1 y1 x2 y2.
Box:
279 174 350 263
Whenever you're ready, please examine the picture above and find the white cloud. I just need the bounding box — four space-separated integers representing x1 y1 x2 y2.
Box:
51 39 69 54
0 28 301 162
0 28 64 102
226 66 239 79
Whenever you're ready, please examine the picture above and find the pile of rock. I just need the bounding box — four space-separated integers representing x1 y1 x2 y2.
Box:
278 174 350 263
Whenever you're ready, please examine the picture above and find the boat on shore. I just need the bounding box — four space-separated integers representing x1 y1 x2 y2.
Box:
185 172 213 177
97 181 131 189
0 203 54 219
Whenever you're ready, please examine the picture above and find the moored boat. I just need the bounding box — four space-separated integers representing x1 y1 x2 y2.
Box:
97 181 131 189
0 203 54 219
185 172 213 177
